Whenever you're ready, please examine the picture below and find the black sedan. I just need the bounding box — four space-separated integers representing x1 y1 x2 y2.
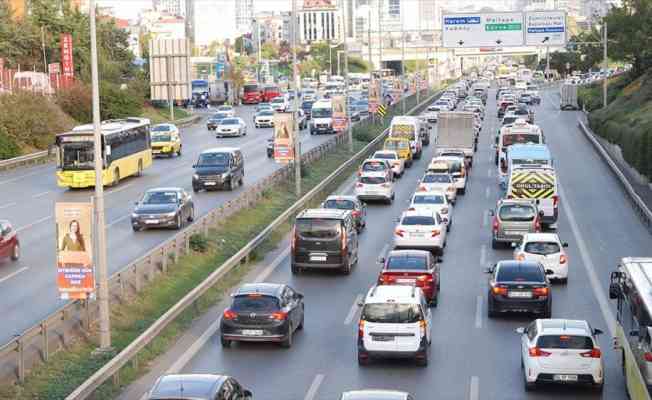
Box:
220 283 304 348
321 195 366 232
486 260 553 318
131 187 194 231
206 112 229 130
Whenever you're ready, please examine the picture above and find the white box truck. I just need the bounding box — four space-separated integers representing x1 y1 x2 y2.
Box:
560 84 579 110
436 111 477 165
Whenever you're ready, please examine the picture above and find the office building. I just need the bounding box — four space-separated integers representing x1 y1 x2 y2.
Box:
235 0 255 34
298 3 342 44
153 0 184 16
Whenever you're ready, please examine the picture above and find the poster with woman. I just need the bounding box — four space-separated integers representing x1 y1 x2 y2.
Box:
368 77 380 113
332 95 347 132
273 112 295 163
55 202 94 300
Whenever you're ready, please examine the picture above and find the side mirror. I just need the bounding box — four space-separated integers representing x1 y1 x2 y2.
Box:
484 266 494 274
538 210 544 217
545 269 555 275
134 201 139 205
515 327 525 334
562 242 568 248
319 202 325 208
192 164 197 168
357 300 364 307
609 282 621 299
593 328 604 336
377 257 385 264
511 242 518 248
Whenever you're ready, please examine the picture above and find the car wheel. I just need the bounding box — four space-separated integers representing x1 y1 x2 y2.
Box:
341 257 352 275
543 304 552 319
446 220 451 232
11 243 20 261
416 351 428 367
187 207 195 222
136 160 143 177
227 179 234 191
177 146 182 156
523 375 536 392
175 214 182 230
559 277 568 285
192 186 199 193
291 263 301 275
487 300 498 318
132 225 142 232
220 336 231 348
491 237 500 250
297 308 305 330
280 324 293 348
430 294 438 308
594 382 604 393
112 169 120 186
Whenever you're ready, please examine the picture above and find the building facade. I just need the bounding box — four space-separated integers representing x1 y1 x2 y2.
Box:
153 0 185 16
235 0 255 34
298 6 342 43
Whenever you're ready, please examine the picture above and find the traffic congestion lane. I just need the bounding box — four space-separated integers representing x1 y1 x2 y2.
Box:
0 105 335 344
175 89 637 399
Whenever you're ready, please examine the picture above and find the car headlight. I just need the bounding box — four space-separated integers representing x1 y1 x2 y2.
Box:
222 173 230 179
131 213 139 219
193 174 199 180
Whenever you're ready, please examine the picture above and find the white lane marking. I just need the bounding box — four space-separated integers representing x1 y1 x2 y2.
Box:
0 267 28 284
304 374 325 400
0 202 16 210
475 296 483 329
0 167 52 186
344 294 363 325
482 210 489 227
559 183 617 335
485 186 490 199
469 376 480 400
107 214 131 228
105 182 134 196
480 244 487 267
254 247 291 283
32 190 51 198
16 215 52 232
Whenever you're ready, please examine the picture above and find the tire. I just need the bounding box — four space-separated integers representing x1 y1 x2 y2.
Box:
488 300 498 318
297 307 305 330
10 243 19 261
177 146 182 157
187 207 195 222
291 263 301 275
112 169 120 186
491 238 500 250
430 293 438 308
524 375 536 392
280 325 293 348
459 187 466 195
227 179 234 191
192 185 199 193
358 353 370 366
136 160 143 177
132 225 142 232
175 214 182 230
341 257 352 275
542 304 552 319
220 336 231 348
594 383 604 393
559 277 568 285
446 220 451 232
416 351 428 367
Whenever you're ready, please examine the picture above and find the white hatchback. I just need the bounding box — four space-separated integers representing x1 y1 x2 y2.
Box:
518 319 604 392
393 210 447 255
408 190 453 230
372 150 405 178
355 172 395 204
514 233 569 284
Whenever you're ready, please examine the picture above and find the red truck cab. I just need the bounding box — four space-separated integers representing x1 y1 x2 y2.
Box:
242 83 262 104
262 85 281 103
0 220 19 262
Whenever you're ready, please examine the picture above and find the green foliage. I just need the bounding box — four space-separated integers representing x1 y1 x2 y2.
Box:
604 0 652 78
99 83 143 120
189 234 210 253
56 82 93 123
0 126 21 160
261 42 279 60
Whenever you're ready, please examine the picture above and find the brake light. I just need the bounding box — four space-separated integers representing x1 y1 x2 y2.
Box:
223 309 237 320
431 230 440 237
395 229 405 237
492 286 507 295
270 311 288 321
581 348 602 358
644 352 652 362
533 287 549 297
418 185 427 191
358 320 365 338
492 217 499 233
417 275 433 285
553 195 559 207
515 254 525 261
534 217 541 232
379 274 396 284
528 347 551 357
560 254 567 264
419 319 427 336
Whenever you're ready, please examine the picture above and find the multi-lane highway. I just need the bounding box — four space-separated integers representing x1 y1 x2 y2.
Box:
0 106 335 344
120 87 652 400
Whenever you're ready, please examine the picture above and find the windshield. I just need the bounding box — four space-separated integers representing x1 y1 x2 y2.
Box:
360 176 386 184
384 140 408 150
151 125 171 132
296 218 341 239
499 204 536 221
212 113 228 120
386 255 428 270
401 216 436 225
197 152 230 167
60 142 94 170
374 153 396 160
537 335 593 350
502 133 541 146
243 84 259 93
142 191 178 205
323 199 355 210
524 241 561 255
361 303 423 323
312 108 332 118
390 124 415 139
232 295 279 312
220 118 239 125
362 161 387 172
258 111 274 116
502 117 518 125
413 195 445 205
151 133 171 142
496 264 544 282
422 174 452 183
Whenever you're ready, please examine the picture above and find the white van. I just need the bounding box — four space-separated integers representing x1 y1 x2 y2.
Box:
310 99 333 134
496 120 544 168
389 116 423 159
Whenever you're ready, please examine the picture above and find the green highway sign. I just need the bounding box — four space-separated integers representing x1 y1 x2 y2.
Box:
485 23 522 31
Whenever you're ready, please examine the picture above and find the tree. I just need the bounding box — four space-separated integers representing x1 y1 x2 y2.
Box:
261 42 278 60
604 0 652 77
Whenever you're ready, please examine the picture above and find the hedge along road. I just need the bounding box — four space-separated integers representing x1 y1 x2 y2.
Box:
0 105 336 345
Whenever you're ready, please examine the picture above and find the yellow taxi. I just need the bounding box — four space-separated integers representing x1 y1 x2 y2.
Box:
151 123 182 157
383 137 413 168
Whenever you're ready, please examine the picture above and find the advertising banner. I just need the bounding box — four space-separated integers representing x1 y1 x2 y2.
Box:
0 58 4 90
55 202 94 300
273 112 295 163
442 12 524 48
368 77 380 114
332 95 347 132
525 11 567 46
60 33 74 87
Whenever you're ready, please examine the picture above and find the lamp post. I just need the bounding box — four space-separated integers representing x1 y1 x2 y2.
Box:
292 0 301 196
342 0 352 152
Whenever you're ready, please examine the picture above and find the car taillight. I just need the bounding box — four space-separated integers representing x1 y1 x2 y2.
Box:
553 195 559 207
223 309 237 320
419 319 427 335
418 185 427 191
417 275 433 285
341 228 347 254
580 348 602 358
395 229 405 237
515 254 525 261
407 207 415 211
358 320 365 338
491 285 507 296
379 274 396 284
431 230 440 237
528 347 551 357
492 217 499 233
644 352 652 362
270 311 288 321
533 287 549 297
560 254 567 264
534 217 541 232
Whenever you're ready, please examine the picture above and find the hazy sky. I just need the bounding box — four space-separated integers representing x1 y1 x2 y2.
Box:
98 0 290 20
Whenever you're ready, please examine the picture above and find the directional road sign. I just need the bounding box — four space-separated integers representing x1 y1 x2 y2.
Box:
442 12 525 48
525 11 567 46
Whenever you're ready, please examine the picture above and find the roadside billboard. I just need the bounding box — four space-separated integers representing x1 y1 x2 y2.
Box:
55 202 94 300
149 38 191 101
442 13 524 48
273 112 295 163
525 11 567 46
60 33 74 87
332 95 347 132
368 77 380 114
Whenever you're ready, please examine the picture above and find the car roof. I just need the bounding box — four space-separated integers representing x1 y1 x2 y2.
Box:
536 319 592 336
522 233 560 242
401 209 436 218
412 190 446 196
497 260 541 270
297 208 349 220
325 195 359 202
360 171 389 178
146 187 182 193
200 147 241 154
387 249 430 259
365 285 422 304
235 283 284 297
149 374 227 399
374 150 398 155
341 390 409 400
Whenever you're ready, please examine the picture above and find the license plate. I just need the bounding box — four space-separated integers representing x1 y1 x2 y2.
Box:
508 291 532 298
411 233 425 238
204 182 217 186
396 278 416 284
310 255 327 262
242 329 263 336
553 374 578 382
372 335 394 342
505 231 522 236
145 219 159 224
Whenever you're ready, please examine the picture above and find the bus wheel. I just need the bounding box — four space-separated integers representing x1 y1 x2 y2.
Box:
136 161 143 177
113 169 120 186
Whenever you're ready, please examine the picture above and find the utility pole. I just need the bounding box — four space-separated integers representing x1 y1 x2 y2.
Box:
292 0 301 196
255 19 262 82
368 5 372 69
602 21 608 108
378 0 382 69
343 0 352 152
89 0 111 351
401 17 406 114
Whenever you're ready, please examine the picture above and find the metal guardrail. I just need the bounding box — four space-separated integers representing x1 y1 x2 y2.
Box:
577 119 652 229
0 115 201 172
64 90 441 400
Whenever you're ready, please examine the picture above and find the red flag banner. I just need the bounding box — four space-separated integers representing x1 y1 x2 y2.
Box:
60 33 74 88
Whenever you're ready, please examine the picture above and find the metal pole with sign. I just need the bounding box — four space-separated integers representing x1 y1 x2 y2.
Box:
343 0 352 152
292 0 301 196
401 17 406 115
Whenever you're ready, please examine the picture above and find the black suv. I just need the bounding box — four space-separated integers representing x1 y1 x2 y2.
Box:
192 147 244 192
220 283 304 348
291 209 359 275
486 260 553 318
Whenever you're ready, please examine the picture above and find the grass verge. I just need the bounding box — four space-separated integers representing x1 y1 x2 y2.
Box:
141 104 192 124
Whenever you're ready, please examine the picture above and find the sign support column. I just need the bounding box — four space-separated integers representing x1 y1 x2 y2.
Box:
292 0 301 196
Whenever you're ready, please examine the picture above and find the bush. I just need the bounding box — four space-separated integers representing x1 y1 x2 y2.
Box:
100 82 144 120
56 82 93 123
0 126 20 160
189 234 209 253
0 91 75 152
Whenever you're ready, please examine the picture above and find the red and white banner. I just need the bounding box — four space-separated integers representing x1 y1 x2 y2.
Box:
60 33 74 87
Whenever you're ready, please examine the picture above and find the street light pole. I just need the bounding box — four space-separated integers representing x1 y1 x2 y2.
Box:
401 20 406 114
89 0 111 351
602 21 608 108
292 0 301 196
378 0 382 69
343 0 352 152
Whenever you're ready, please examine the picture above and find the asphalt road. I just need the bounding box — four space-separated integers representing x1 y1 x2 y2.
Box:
0 105 335 344
170 88 652 399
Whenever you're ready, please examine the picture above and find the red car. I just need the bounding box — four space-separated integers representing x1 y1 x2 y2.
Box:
0 220 19 262
241 83 262 104
262 85 280 103
377 249 440 306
